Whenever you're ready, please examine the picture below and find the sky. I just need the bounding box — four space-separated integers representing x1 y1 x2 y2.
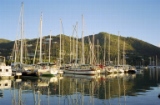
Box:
0 0 160 47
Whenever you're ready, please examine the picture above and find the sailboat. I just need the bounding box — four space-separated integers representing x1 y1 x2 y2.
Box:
11 40 23 77
57 19 64 75
22 13 47 76
11 2 37 77
33 14 59 77
11 3 33 77
100 35 107 74
105 33 117 74
114 34 124 73
64 18 99 75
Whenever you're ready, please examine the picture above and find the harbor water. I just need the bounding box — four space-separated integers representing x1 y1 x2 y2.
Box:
0 68 160 105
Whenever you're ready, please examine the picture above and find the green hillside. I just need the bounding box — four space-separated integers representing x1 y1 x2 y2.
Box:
0 32 159 66
86 32 160 65
0 39 14 57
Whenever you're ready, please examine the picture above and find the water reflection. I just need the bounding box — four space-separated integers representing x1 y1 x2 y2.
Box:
0 69 160 105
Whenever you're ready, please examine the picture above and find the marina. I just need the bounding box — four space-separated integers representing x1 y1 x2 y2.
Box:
1 1 160 105
0 68 160 105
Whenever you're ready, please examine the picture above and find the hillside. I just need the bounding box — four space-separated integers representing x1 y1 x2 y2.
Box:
0 32 159 66
0 39 14 57
86 32 160 65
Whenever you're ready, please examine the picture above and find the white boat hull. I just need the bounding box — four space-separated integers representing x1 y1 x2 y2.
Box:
36 65 60 76
64 69 98 75
0 66 12 78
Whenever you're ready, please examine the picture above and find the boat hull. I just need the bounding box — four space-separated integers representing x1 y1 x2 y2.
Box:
64 69 97 75
0 66 13 79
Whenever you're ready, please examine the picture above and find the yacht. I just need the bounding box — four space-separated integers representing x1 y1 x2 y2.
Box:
64 64 100 75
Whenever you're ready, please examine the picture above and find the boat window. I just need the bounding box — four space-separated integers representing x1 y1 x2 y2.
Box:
0 69 2 72
5 83 8 86
6 69 8 72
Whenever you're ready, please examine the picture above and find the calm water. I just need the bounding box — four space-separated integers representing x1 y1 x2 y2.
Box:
0 68 160 105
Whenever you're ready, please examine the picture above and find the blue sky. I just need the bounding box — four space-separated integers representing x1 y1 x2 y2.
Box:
0 0 160 47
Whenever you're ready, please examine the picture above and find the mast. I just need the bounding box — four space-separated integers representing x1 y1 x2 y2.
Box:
72 25 75 62
20 2 24 64
70 25 76 63
81 15 85 64
70 29 71 63
97 39 100 64
92 34 95 65
117 32 120 65
39 13 43 63
88 36 92 64
33 38 39 64
108 33 110 64
62 22 65 64
103 35 106 65
75 22 78 66
123 41 125 65
13 40 18 63
59 19 62 66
